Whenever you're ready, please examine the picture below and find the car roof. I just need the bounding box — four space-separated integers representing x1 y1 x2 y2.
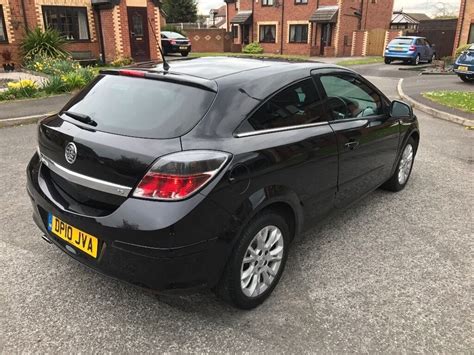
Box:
161 31 185 37
394 36 423 40
147 56 335 81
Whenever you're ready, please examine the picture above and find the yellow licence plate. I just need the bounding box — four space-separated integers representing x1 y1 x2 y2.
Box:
458 66 468 71
48 213 99 258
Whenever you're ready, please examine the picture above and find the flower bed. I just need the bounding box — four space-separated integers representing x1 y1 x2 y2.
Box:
0 56 99 101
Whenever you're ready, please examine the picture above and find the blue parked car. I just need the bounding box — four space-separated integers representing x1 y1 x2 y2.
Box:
453 44 474 83
384 36 436 65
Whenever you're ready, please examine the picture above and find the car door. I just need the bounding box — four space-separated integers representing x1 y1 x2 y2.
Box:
425 39 434 58
313 69 400 208
418 38 428 60
234 77 339 223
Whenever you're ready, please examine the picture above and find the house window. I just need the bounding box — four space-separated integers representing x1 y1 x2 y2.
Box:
262 0 275 6
0 5 7 43
289 24 308 43
295 0 308 4
259 25 276 43
42 6 90 41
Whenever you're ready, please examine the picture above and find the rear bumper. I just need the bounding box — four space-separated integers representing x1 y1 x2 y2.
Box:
384 51 416 60
168 45 192 53
453 64 474 76
26 153 236 290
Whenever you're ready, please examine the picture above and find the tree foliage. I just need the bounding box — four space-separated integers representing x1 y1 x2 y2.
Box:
162 0 198 23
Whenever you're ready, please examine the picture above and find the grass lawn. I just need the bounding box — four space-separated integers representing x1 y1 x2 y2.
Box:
188 52 311 62
336 57 384 66
422 91 474 113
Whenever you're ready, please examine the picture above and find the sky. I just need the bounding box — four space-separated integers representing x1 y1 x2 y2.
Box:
196 0 461 17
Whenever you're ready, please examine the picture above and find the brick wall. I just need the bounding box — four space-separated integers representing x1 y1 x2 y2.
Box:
362 0 395 30
351 30 366 56
224 0 394 57
187 28 232 52
383 29 402 49
453 0 473 54
0 0 161 67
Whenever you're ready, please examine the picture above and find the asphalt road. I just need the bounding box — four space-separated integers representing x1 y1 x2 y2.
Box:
0 64 472 352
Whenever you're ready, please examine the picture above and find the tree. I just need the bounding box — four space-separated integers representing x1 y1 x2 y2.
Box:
162 0 198 23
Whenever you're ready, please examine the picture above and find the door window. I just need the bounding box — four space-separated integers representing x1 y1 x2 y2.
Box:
132 12 144 36
245 79 326 131
319 74 384 120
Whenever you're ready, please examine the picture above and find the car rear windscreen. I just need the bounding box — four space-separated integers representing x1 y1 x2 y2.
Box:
389 38 413 45
459 51 474 64
62 75 215 139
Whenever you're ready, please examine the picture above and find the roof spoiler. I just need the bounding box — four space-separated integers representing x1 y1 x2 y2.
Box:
99 69 218 93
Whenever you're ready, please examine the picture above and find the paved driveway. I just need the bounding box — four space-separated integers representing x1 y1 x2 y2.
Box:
0 67 472 353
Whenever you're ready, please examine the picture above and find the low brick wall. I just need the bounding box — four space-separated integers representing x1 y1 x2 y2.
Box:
384 30 403 50
351 30 367 57
186 29 232 53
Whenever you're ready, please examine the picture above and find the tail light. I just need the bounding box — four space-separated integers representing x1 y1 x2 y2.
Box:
409 45 416 51
133 150 231 201
170 40 177 45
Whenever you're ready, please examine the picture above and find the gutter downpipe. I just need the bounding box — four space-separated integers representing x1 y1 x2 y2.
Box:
20 0 29 31
280 0 284 54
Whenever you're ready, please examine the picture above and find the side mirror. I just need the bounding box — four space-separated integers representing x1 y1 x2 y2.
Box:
390 100 413 118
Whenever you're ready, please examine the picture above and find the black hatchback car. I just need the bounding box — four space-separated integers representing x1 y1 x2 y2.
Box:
27 57 419 309
161 31 192 57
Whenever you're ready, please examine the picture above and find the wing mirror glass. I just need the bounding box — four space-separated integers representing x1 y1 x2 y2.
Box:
390 100 413 118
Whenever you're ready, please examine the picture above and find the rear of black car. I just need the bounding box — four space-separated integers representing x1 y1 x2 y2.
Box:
161 31 192 56
26 70 234 290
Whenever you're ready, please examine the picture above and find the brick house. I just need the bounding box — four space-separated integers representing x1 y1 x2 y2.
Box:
0 0 162 65
225 0 394 57
453 0 474 54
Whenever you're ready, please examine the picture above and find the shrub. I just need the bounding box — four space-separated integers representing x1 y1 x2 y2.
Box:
454 44 471 59
110 56 133 67
61 71 87 91
77 67 99 84
0 79 39 100
21 27 69 61
243 42 264 54
26 56 80 75
43 75 68 94
1 49 12 62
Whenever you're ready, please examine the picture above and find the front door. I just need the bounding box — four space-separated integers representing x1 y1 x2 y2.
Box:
320 24 332 55
314 69 400 207
242 25 250 45
127 7 150 62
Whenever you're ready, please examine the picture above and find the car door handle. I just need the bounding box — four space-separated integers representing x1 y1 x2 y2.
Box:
344 140 360 150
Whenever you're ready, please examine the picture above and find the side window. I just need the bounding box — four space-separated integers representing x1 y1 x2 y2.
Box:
247 79 327 131
319 74 384 120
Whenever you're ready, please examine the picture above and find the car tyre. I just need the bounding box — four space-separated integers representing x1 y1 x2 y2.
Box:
384 58 391 64
460 75 474 83
181 51 189 57
412 54 420 65
216 210 290 309
428 53 436 63
382 137 416 192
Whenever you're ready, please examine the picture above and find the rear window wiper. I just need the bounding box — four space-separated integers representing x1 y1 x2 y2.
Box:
62 110 97 127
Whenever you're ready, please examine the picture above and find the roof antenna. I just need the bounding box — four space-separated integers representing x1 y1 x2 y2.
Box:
148 18 170 72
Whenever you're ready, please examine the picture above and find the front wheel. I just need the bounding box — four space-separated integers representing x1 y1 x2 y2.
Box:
384 58 391 64
216 211 290 309
181 51 189 57
382 137 416 192
460 75 474 83
428 53 436 63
